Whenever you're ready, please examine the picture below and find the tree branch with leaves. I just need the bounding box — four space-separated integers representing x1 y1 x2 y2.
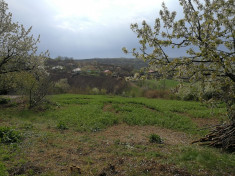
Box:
0 0 50 108
0 0 49 75
123 0 235 151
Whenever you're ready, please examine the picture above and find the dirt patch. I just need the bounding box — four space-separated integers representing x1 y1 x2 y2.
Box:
0 95 26 107
176 111 221 129
8 162 44 176
98 158 192 176
20 124 192 175
103 104 118 114
9 122 216 176
192 118 220 128
144 105 160 112
95 124 192 145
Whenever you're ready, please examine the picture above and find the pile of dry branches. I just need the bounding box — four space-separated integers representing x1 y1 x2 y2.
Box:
192 122 235 152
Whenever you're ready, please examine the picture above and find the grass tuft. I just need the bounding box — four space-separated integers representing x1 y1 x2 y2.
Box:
56 121 68 130
149 134 163 144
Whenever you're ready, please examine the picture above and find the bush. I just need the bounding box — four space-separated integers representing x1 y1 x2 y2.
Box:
0 98 10 105
57 121 68 130
149 134 163 144
125 86 144 97
174 82 220 101
91 87 99 95
100 88 107 95
53 78 70 94
175 84 200 101
0 127 22 144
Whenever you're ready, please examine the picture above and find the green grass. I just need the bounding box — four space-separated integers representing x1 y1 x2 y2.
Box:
44 95 224 133
0 94 226 133
0 94 232 176
0 162 8 176
171 146 235 175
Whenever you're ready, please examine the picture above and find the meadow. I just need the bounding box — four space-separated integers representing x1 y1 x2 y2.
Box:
0 94 234 176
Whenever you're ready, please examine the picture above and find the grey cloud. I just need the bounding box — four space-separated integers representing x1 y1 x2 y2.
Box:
5 0 183 59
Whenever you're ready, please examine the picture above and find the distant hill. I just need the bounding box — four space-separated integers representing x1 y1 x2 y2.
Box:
45 57 147 71
77 58 147 70
44 57 148 94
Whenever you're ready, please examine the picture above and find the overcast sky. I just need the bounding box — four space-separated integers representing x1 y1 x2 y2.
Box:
6 0 180 59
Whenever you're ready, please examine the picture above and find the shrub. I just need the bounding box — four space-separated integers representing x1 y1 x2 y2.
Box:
0 126 22 144
91 87 99 95
54 78 70 94
57 121 68 130
175 82 220 101
175 84 200 101
100 88 107 95
0 98 10 104
126 86 144 97
149 134 163 144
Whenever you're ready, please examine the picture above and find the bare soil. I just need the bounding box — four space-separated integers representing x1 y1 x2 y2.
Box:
95 124 192 145
192 117 220 128
8 124 197 176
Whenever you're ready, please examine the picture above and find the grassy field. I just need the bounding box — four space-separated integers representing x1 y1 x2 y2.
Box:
0 94 234 176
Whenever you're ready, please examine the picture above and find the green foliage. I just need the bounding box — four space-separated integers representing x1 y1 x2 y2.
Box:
57 121 68 130
0 94 225 134
149 134 162 144
20 72 52 109
0 0 49 74
0 94 232 175
0 98 10 105
100 88 107 95
173 146 235 175
124 0 235 121
0 73 18 94
175 82 223 102
176 84 200 101
123 79 179 99
0 0 50 109
0 162 8 176
43 94 225 133
125 86 145 98
54 78 70 94
0 126 22 144
20 122 34 130
91 87 100 95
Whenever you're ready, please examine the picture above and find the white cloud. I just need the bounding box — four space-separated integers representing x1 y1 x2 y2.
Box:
45 0 166 32
5 0 180 58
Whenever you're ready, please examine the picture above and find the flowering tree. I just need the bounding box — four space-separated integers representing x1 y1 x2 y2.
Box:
0 0 50 108
0 0 48 75
123 0 234 151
